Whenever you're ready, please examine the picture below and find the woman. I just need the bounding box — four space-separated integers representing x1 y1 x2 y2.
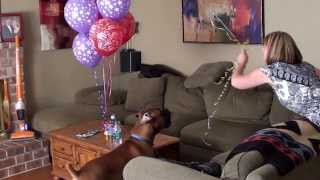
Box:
221 31 320 179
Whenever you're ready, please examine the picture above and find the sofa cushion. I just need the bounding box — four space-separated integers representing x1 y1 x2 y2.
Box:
180 119 268 152
203 84 273 125
74 86 102 105
109 104 134 123
124 112 201 137
32 104 100 133
124 113 139 126
125 77 165 111
112 71 140 91
184 62 233 88
123 157 218 180
164 74 207 118
161 112 203 137
180 143 219 162
74 72 140 106
269 96 297 125
75 87 126 106
32 104 131 134
221 151 265 180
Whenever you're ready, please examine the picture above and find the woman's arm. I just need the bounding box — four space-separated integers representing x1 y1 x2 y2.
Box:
231 50 270 90
315 68 320 78
231 68 269 89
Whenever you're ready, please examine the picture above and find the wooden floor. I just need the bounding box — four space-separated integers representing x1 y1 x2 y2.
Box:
8 166 53 180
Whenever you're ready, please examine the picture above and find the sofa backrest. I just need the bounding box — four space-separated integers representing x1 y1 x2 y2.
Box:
201 78 298 126
74 64 298 127
74 72 139 106
203 83 273 125
184 61 297 126
111 72 141 91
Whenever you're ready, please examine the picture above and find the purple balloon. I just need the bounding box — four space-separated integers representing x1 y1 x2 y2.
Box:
97 0 131 21
72 33 102 68
64 0 99 33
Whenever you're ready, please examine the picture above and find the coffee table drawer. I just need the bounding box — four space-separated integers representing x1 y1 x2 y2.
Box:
52 156 74 179
53 156 72 170
52 138 73 156
53 150 74 161
75 146 99 168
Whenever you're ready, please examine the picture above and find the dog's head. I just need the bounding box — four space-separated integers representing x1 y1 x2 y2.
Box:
135 108 171 131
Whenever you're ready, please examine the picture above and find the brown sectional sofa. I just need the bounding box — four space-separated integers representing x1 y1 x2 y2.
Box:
31 62 320 180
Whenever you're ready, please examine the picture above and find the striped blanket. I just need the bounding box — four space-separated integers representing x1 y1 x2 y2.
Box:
226 120 320 176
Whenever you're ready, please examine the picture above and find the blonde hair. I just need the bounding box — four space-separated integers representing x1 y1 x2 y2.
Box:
264 31 302 65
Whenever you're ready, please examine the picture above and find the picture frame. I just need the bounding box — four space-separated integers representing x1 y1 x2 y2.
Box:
182 0 264 44
0 13 24 42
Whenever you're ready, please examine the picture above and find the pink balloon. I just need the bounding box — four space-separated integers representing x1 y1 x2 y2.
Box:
89 18 125 57
119 12 136 44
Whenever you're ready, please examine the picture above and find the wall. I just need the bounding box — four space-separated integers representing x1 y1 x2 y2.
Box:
2 0 320 115
2 0 120 114
131 0 320 75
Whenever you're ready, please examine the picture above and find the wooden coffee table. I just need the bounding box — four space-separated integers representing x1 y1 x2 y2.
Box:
49 120 180 180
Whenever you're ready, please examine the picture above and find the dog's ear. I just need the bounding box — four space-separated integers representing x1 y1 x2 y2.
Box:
136 112 141 119
162 109 171 128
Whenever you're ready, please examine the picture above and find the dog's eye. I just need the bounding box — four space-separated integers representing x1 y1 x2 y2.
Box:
145 113 150 117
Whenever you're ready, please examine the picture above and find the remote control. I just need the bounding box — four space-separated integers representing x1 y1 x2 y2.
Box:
76 129 101 138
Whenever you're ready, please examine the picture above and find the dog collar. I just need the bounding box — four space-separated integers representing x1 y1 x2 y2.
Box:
130 134 153 145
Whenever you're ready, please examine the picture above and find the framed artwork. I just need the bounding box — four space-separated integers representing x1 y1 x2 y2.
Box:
0 13 23 42
39 0 77 51
182 0 264 44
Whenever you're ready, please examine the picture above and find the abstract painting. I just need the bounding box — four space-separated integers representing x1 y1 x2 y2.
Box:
182 0 264 44
39 0 77 50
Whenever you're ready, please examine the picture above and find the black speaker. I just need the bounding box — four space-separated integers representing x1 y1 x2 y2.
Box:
120 49 141 72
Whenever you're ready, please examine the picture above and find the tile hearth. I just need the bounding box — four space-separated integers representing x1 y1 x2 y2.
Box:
0 138 50 179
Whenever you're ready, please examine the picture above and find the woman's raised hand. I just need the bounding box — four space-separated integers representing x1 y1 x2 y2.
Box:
236 49 248 67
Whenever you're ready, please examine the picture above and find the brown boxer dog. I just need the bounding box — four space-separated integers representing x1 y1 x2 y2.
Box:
66 108 171 180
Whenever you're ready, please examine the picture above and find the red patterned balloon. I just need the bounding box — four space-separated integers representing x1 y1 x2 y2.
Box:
89 18 124 57
119 13 136 44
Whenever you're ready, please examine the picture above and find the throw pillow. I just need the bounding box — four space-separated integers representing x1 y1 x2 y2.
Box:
184 61 233 88
74 86 126 106
161 112 205 137
164 74 207 118
125 77 165 112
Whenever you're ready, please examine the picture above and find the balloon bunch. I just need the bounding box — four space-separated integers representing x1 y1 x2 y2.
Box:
64 0 135 68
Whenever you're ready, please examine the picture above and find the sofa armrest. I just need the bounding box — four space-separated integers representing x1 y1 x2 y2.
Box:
124 157 218 180
74 86 126 106
247 156 320 180
246 164 279 180
210 151 231 166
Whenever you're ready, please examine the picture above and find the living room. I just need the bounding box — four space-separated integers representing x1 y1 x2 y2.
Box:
0 0 320 180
